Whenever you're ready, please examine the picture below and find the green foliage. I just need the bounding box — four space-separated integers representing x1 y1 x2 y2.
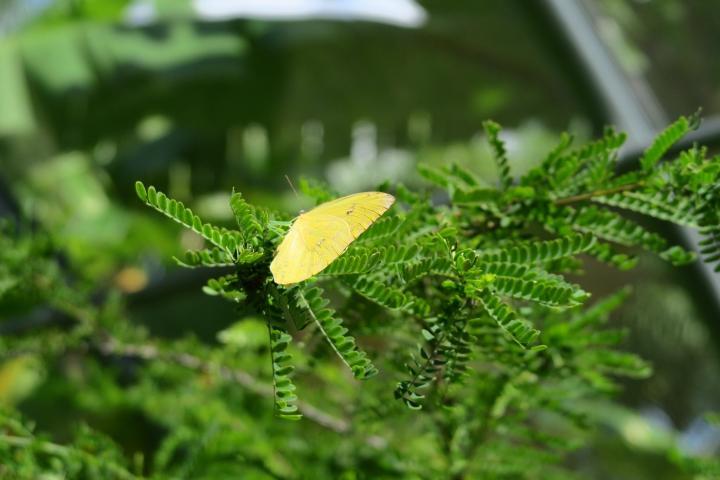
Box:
639 112 698 171
267 324 302 420
2 118 720 478
129 117 720 422
175 247 235 268
203 274 246 303
394 314 472 409
593 191 699 227
701 221 720 272
474 233 595 263
135 181 264 264
483 120 512 189
477 292 539 347
229 190 266 244
294 286 378 379
0 409 137 479
350 275 428 313
0 224 60 307
320 244 421 276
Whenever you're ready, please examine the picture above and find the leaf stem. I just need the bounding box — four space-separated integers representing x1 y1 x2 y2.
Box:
296 290 353 372
554 182 642 206
97 337 352 434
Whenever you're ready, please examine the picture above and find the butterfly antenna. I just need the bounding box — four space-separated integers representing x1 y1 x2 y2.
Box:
285 174 299 199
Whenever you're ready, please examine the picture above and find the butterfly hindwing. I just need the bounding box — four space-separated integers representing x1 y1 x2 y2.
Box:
270 192 395 285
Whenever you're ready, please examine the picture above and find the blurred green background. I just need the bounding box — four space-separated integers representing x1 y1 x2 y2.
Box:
1 0 719 478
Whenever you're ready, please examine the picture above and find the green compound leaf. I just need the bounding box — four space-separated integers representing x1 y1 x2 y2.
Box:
319 249 381 276
395 315 476 410
483 120 512 190
174 247 235 268
487 276 587 308
230 190 265 243
202 274 246 303
477 292 539 348
135 181 264 264
570 206 694 265
321 244 422 276
295 286 377 379
350 276 430 314
356 215 404 242
640 114 696 171
399 257 455 284
268 325 302 420
476 233 595 264
593 191 700 227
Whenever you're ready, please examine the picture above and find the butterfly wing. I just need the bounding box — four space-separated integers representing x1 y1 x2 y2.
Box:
270 192 395 285
308 191 396 237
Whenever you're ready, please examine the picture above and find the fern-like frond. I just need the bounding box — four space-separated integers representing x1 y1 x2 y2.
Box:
483 120 511 190
356 215 404 242
586 241 638 270
366 243 423 265
577 348 651 379
202 275 246 303
701 226 720 271
522 132 574 186
535 128 626 196
474 261 530 279
699 201 720 271
395 314 477 410
485 277 587 308
295 287 377 379
640 113 697 171
350 276 430 314
572 206 695 265
477 292 539 348
173 248 236 268
135 181 263 263
395 317 446 409
268 325 302 420
574 206 663 249
573 287 630 327
230 190 265 243
235 250 265 264
417 163 452 189
476 233 595 264
319 249 381 276
448 162 481 188
320 243 423 277
136 182 234 248
573 127 626 164
400 257 454 284
469 262 588 307
545 287 630 344
593 191 700 227
442 323 474 384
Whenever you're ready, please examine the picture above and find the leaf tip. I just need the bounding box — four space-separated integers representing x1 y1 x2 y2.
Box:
135 180 147 202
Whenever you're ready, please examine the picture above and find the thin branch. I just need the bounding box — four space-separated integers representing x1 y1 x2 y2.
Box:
554 182 641 206
296 290 354 372
97 338 352 434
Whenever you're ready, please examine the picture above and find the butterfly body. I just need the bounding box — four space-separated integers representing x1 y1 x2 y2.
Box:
270 192 395 285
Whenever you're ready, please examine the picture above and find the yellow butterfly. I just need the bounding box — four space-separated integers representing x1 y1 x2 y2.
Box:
270 191 395 285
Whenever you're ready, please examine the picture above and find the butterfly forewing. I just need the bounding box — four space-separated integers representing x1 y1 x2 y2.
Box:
270 192 395 285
